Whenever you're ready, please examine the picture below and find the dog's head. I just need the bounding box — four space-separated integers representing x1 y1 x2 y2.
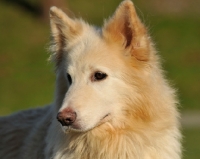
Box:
49 0 160 133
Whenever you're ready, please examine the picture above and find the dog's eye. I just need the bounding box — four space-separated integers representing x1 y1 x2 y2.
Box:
92 71 107 82
67 73 72 85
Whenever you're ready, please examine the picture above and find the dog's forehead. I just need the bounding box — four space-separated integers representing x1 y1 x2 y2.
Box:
65 25 125 74
66 28 108 63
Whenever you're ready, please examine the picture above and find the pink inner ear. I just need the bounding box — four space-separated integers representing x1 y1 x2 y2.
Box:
123 20 133 48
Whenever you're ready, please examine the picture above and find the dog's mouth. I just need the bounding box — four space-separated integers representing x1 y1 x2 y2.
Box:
61 113 111 133
97 113 111 126
90 113 112 131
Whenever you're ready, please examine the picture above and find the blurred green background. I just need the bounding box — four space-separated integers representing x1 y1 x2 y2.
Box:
0 0 199 158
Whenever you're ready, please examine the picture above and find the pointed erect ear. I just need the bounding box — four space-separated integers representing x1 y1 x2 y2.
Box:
103 0 150 61
49 6 83 64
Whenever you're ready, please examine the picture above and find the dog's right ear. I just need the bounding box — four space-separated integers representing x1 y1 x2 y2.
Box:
102 0 150 61
49 7 83 64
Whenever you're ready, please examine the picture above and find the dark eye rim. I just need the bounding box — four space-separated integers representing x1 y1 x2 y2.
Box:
67 73 72 84
92 71 108 82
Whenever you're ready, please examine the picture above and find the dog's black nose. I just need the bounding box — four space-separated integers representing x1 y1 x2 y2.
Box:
57 108 77 126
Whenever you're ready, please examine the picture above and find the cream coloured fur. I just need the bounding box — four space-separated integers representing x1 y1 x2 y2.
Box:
0 0 182 159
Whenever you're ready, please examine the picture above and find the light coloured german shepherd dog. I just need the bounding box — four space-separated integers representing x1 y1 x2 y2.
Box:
0 0 182 158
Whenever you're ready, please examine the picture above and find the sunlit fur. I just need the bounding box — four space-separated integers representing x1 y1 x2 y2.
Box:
0 1 181 159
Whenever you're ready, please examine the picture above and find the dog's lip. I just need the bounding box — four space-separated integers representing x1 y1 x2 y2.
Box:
98 113 111 125
102 113 110 120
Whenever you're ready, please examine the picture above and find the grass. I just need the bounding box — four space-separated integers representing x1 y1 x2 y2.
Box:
150 17 200 110
0 2 55 113
182 128 200 159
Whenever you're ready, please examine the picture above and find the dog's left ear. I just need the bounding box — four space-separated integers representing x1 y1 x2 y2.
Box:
49 7 83 64
103 0 150 61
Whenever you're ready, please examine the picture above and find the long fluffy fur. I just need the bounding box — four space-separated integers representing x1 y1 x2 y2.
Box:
0 1 182 159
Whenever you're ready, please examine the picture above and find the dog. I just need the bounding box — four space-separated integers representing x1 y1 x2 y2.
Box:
0 0 182 158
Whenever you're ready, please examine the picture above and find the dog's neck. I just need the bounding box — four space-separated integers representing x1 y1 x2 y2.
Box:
47 113 180 159
52 124 149 159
